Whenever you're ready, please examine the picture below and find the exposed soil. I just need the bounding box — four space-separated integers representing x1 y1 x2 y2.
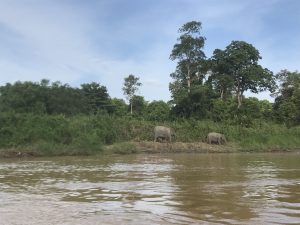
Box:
0 149 38 158
1 141 296 158
132 141 240 153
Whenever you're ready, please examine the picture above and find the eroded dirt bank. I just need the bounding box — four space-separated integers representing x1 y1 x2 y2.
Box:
132 141 240 153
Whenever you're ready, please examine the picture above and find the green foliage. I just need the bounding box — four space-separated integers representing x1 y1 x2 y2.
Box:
0 80 88 115
0 80 115 116
209 49 234 100
0 112 299 155
130 95 147 116
211 98 236 122
123 74 142 114
273 70 300 127
145 100 170 121
171 85 216 119
209 41 276 108
237 125 300 151
108 142 138 154
0 113 111 155
170 21 206 62
211 97 275 127
81 82 111 114
258 100 273 120
0 81 48 114
0 21 299 155
110 98 128 116
170 21 207 93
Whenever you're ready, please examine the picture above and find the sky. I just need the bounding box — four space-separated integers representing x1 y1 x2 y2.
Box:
0 0 299 102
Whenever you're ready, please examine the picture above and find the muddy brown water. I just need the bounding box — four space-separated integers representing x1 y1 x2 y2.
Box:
0 153 300 225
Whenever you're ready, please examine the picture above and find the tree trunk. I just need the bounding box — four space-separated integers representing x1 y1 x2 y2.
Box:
237 79 242 108
187 65 191 93
130 101 133 114
237 93 242 109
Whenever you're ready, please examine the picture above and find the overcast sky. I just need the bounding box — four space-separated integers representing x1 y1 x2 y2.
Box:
0 0 299 102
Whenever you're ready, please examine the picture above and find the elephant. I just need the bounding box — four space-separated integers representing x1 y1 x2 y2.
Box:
154 126 175 143
207 132 227 145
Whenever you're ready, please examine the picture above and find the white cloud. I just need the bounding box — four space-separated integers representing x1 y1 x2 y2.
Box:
0 0 96 82
0 0 175 101
0 0 298 103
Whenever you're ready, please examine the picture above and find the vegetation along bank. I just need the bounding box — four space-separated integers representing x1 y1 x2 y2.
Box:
0 21 299 157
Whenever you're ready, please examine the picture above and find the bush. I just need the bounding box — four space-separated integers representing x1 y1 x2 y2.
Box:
108 142 138 154
0 112 299 156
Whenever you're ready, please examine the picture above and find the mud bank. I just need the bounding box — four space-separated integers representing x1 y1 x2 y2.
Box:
1 141 297 158
132 141 240 153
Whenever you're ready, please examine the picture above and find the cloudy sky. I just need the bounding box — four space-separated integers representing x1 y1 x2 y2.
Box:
0 0 299 102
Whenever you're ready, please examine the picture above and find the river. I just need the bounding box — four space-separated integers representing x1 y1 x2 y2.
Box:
0 153 300 224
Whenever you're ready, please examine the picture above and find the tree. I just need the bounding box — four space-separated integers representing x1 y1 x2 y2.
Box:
110 98 128 116
210 41 275 108
171 85 215 119
145 100 170 121
48 81 88 115
122 74 142 114
0 81 48 114
170 21 206 93
209 49 234 101
0 80 88 115
272 70 300 126
130 95 146 116
81 82 111 114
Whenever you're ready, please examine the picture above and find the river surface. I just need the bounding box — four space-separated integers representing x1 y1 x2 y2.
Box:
0 153 300 225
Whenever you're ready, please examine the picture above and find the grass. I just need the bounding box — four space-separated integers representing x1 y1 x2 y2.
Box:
0 113 299 157
104 142 139 154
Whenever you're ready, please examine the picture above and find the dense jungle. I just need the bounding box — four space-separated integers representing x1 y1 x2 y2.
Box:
0 21 299 157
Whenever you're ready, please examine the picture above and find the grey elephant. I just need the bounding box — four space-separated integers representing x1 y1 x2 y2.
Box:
154 126 175 143
207 132 227 145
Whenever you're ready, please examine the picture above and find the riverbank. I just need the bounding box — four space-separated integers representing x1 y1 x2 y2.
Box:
0 113 299 158
131 141 239 153
2 141 297 159
106 141 297 154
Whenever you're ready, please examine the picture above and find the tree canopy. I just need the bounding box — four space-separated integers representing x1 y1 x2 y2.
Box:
170 21 206 93
272 70 300 127
122 74 142 115
0 21 298 128
209 41 276 108
81 82 111 114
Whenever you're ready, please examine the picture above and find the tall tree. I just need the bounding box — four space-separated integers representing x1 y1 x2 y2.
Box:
272 70 300 126
211 41 275 108
170 21 206 93
122 74 142 114
209 49 234 101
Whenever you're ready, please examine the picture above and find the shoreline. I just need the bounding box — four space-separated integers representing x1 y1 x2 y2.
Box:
131 141 239 153
130 141 297 154
0 141 298 158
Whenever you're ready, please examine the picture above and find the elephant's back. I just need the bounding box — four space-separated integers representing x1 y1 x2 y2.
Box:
154 126 171 136
154 126 169 131
208 132 220 136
